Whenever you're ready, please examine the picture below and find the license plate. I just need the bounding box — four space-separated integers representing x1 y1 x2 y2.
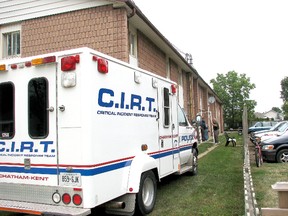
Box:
60 173 81 187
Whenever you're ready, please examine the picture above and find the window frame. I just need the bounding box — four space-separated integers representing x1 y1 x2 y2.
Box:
1 23 21 59
28 77 49 139
0 82 15 139
163 87 170 127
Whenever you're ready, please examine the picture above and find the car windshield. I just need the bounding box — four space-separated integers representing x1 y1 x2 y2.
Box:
278 122 288 132
271 122 286 131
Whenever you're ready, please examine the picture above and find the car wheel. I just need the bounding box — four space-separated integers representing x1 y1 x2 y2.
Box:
276 149 288 163
136 170 157 215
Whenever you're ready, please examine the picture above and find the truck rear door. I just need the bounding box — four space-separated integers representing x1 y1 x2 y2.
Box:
0 58 58 186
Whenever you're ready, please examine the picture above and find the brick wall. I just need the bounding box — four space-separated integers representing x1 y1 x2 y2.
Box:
182 72 190 118
193 78 199 117
137 30 166 78
169 59 178 83
21 5 129 62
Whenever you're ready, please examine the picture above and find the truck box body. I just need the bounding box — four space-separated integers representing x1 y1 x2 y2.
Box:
0 47 198 215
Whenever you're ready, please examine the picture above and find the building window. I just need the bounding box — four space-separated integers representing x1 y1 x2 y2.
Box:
3 31 20 57
129 32 136 57
129 26 138 66
1 23 21 59
0 82 15 139
28 78 49 138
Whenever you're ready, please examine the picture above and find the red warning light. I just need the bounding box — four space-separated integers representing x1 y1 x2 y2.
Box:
171 84 177 94
61 55 79 71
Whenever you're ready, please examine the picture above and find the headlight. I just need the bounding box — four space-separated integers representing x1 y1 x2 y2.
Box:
262 145 274 150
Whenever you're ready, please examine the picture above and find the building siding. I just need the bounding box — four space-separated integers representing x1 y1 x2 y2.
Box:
0 0 111 25
21 5 129 61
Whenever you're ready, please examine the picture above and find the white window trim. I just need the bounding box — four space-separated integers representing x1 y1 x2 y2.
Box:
129 25 138 67
0 23 21 59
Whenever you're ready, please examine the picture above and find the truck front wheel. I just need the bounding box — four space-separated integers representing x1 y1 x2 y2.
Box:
136 170 157 215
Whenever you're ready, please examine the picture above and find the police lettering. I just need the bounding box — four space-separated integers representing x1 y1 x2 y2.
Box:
181 135 193 142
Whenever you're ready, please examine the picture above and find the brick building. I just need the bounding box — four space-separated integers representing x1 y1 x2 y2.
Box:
0 0 223 133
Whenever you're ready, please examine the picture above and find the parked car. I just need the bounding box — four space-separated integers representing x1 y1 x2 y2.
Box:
248 121 277 134
261 130 288 163
253 121 288 143
250 121 286 143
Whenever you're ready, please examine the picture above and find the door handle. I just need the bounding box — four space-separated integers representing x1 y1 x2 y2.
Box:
59 105 65 112
46 106 54 112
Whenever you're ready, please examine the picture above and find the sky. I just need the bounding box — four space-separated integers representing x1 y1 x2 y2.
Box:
132 0 286 113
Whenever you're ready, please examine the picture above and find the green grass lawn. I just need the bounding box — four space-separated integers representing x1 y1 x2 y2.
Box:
251 146 288 210
150 133 245 216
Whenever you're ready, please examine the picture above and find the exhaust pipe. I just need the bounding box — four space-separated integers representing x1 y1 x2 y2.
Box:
105 201 126 209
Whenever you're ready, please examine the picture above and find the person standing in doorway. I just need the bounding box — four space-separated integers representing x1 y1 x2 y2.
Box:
212 118 219 144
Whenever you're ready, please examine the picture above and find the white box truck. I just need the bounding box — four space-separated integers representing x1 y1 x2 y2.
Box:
0 47 198 216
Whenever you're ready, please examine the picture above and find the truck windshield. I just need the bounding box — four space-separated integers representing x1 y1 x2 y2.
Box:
0 82 15 139
28 77 49 138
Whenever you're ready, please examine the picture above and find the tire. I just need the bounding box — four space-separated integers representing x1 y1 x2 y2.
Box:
255 148 261 167
191 148 198 176
276 149 288 163
136 171 157 215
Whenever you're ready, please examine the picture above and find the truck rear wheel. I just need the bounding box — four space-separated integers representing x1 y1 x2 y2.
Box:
136 170 157 215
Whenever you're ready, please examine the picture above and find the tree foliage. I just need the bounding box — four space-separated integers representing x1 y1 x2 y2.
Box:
272 107 282 113
210 71 256 128
282 102 288 120
280 77 288 101
281 77 288 119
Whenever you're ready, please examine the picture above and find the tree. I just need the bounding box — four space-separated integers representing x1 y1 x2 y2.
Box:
280 77 288 101
210 71 256 129
281 77 288 119
272 107 282 113
282 102 288 120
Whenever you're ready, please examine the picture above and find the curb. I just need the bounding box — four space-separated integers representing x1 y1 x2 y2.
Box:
198 144 218 159
243 144 260 216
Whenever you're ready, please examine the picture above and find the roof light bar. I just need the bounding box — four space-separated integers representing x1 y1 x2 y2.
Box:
10 64 17 69
0 64 7 71
32 56 56 66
